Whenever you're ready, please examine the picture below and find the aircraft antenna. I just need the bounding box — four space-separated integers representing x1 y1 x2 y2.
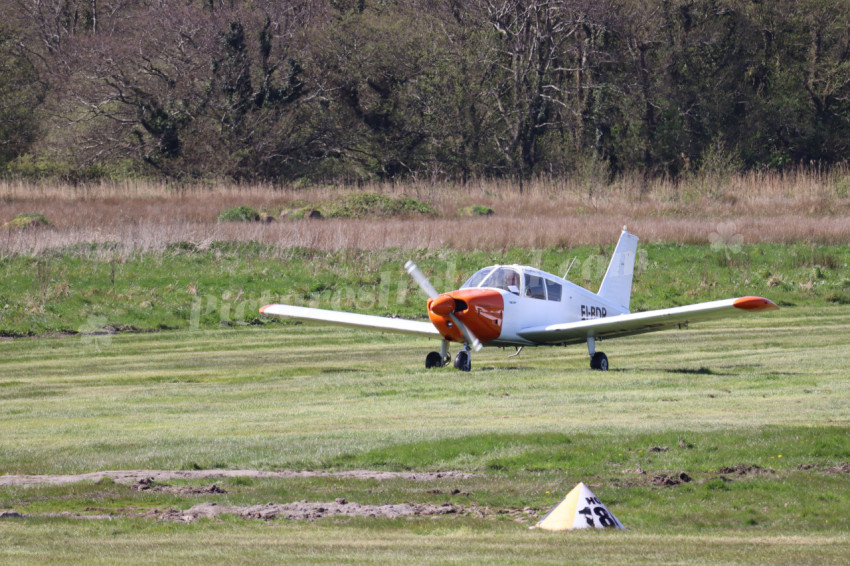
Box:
563 256 577 279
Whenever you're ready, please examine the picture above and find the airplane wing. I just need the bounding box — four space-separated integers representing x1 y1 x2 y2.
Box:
259 304 442 338
517 296 778 345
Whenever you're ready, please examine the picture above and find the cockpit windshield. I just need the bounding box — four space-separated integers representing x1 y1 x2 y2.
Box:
460 267 495 290
461 266 521 295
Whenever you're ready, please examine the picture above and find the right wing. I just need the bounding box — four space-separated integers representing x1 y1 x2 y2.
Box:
517 296 778 345
259 304 441 338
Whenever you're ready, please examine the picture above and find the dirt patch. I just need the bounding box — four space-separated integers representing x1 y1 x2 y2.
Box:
0 469 480 487
795 462 850 474
425 488 470 496
149 500 464 522
132 478 227 495
649 472 692 486
716 464 775 477
2 501 544 524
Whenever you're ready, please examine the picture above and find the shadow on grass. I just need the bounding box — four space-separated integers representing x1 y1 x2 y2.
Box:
665 367 723 375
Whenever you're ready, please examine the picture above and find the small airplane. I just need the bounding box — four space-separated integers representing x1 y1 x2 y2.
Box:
260 228 778 371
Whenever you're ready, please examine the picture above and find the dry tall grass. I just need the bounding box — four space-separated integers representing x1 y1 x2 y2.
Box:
2 170 849 255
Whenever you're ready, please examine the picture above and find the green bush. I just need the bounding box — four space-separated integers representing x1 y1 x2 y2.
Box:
323 193 436 218
3 213 52 230
459 205 494 217
217 206 261 222
280 207 323 220
833 176 850 198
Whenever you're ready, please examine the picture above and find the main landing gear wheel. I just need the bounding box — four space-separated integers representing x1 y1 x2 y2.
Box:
590 352 608 371
453 350 471 372
425 351 444 368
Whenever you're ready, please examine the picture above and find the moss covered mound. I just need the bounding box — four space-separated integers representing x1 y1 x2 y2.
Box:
3 213 52 230
323 193 436 219
218 206 261 223
459 205 494 217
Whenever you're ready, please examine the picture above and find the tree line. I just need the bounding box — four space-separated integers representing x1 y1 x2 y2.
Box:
3 0 849 184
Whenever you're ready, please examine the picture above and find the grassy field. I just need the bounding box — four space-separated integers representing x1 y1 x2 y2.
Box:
2 242 849 337
1 305 849 564
2 174 849 562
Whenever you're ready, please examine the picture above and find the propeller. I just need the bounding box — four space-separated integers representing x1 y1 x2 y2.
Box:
405 261 482 352
404 260 439 300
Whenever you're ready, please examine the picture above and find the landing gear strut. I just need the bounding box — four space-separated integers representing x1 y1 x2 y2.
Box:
590 351 608 371
425 351 443 368
425 340 453 369
587 337 609 371
425 340 472 371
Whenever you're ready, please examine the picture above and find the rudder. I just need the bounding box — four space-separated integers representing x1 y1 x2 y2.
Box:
598 228 639 313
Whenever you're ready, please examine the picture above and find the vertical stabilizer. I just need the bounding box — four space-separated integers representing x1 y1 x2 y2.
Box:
598 228 639 313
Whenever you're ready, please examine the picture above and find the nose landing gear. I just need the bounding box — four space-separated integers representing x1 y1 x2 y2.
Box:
425 340 472 371
453 349 471 372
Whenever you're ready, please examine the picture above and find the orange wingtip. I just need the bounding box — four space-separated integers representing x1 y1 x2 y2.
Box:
733 296 779 312
259 304 273 314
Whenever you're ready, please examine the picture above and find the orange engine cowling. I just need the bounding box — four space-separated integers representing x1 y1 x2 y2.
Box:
427 288 504 344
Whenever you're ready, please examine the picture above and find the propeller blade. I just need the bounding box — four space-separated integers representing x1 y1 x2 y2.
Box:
406 260 482 351
404 261 439 299
449 313 483 352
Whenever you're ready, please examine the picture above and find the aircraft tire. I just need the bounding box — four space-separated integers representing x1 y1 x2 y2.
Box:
454 351 471 372
590 352 608 371
425 351 443 368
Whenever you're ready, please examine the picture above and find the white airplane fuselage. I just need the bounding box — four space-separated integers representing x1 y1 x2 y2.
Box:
495 275 625 346
433 267 627 347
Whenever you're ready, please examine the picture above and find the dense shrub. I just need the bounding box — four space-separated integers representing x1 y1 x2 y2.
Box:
217 206 260 223
323 194 436 218
3 213 52 230
459 205 494 217
5 0 850 183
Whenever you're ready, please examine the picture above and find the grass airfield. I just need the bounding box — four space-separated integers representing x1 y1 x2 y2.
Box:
1 306 849 564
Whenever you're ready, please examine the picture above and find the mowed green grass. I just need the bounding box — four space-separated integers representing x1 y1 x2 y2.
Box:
1 306 849 564
2 241 849 337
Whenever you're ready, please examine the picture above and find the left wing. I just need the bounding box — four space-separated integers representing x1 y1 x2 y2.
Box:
260 304 442 338
517 296 778 345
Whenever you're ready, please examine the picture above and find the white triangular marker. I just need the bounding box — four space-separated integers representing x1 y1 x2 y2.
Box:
531 482 625 530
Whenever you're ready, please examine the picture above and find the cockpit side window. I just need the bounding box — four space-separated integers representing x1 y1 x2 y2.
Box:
524 274 547 300
545 279 562 302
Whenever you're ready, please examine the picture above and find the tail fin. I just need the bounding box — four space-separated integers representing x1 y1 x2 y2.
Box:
598 228 640 313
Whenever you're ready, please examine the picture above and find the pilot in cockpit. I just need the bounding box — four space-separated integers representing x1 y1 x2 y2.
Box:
500 269 520 295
